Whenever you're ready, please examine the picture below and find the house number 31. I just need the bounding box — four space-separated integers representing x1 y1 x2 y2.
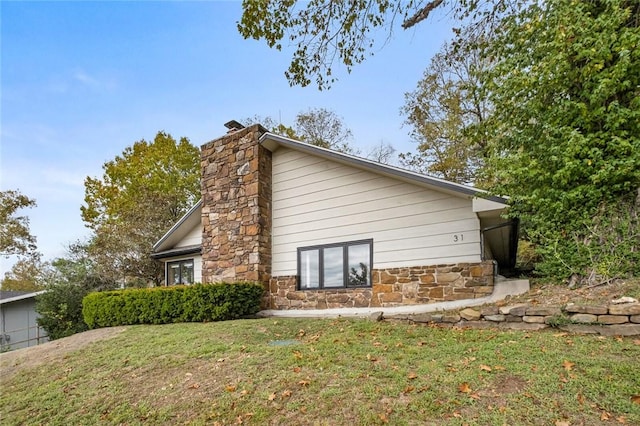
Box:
453 234 464 242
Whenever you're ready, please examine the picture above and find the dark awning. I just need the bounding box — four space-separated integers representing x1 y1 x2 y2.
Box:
151 244 201 260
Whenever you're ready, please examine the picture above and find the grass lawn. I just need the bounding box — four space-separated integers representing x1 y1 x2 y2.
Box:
1 318 639 425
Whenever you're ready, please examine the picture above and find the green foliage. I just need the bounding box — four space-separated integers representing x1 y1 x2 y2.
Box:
0 189 37 257
35 242 118 340
83 282 265 329
36 283 89 340
245 107 359 155
481 0 640 282
1 254 52 291
81 132 200 285
401 28 491 184
237 1 509 89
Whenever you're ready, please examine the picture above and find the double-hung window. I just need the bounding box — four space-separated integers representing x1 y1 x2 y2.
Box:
167 259 194 285
297 239 372 290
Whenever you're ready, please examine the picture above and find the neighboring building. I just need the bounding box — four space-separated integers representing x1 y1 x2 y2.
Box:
153 124 519 310
0 290 48 351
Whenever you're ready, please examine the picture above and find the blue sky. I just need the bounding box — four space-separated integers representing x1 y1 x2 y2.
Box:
1 1 453 274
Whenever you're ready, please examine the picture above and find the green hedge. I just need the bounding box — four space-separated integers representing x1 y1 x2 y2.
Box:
82 282 265 329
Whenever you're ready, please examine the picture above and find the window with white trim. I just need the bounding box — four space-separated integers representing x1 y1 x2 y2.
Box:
167 259 194 285
297 239 372 290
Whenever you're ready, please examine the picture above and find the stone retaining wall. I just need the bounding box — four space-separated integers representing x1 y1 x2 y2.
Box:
268 261 495 310
384 301 640 336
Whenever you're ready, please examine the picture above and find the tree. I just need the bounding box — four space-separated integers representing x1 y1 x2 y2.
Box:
0 190 37 257
81 132 200 285
366 140 397 165
295 108 358 154
238 1 450 89
237 0 511 89
482 0 640 282
244 108 360 155
36 242 117 340
0 254 52 292
401 29 492 184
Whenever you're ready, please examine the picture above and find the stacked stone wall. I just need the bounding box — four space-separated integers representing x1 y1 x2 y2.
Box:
200 125 272 287
268 261 495 310
384 301 640 336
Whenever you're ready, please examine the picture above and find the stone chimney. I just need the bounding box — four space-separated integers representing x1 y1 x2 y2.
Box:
200 124 272 286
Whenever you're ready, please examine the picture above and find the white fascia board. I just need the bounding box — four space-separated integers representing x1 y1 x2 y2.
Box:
153 199 203 252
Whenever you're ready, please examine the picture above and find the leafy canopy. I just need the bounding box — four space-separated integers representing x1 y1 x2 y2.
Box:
482 0 640 281
238 1 462 89
81 132 200 285
0 190 37 257
401 28 491 184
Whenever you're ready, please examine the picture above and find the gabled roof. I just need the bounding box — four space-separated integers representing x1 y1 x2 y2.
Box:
152 200 202 253
259 132 507 204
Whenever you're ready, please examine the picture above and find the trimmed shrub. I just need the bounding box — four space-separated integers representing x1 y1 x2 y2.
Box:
83 282 264 329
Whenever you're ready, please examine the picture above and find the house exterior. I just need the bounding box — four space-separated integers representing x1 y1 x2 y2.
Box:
153 124 519 310
0 290 48 351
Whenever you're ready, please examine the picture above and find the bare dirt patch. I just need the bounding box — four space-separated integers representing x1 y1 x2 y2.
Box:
0 326 127 381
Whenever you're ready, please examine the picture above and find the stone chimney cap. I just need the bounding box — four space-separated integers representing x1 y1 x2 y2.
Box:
224 120 245 132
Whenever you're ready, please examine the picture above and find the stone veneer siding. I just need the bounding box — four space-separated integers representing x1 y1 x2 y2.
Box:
268 261 495 310
200 125 272 288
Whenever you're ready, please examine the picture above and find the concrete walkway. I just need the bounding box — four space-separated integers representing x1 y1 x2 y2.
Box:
258 278 530 319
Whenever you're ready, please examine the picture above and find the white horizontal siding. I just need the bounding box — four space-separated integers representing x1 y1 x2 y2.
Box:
175 223 201 248
271 148 481 275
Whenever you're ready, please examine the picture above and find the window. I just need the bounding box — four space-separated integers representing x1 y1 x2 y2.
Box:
298 239 372 290
167 259 194 285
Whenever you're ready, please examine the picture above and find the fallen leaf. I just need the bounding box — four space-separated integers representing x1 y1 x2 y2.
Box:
616 416 626 424
632 339 640 346
493 365 506 371
601 411 611 421
282 389 292 398
407 372 418 380
470 393 481 400
298 380 310 387
480 364 492 372
458 382 472 394
240 389 249 396
293 351 302 360
225 384 236 392
631 395 640 404
403 385 415 394
378 413 389 423
577 393 584 405
268 393 277 401
555 421 569 426
298 329 305 337
417 341 426 346
366 353 377 362
293 367 301 373
562 360 575 371
189 383 201 389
